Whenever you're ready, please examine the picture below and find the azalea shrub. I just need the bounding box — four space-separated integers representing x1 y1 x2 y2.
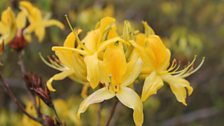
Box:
1 0 223 126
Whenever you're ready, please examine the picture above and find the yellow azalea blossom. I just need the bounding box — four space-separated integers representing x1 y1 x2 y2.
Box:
131 22 204 105
52 17 125 89
77 42 144 126
19 1 64 42
0 7 25 45
43 31 87 92
0 1 63 51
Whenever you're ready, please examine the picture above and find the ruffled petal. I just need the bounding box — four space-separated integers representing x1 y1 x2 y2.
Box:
116 87 143 126
77 87 115 118
141 72 164 102
47 70 74 92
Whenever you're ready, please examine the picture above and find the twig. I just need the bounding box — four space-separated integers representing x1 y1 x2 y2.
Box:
0 73 41 123
106 99 119 126
18 52 26 74
51 103 63 126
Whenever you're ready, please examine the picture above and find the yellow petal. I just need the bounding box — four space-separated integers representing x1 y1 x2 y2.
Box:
103 42 127 85
63 32 76 47
1 7 15 24
147 35 171 70
142 21 155 36
162 74 193 105
43 19 64 29
19 1 42 21
77 87 115 118
35 28 45 42
116 87 143 126
98 16 115 32
53 47 87 83
141 72 164 102
84 53 100 89
82 30 100 52
122 51 142 86
98 60 110 84
47 70 74 92
16 11 27 29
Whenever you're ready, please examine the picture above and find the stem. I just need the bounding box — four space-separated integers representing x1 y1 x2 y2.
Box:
18 52 26 74
105 99 119 126
97 103 103 126
0 73 41 123
51 103 63 126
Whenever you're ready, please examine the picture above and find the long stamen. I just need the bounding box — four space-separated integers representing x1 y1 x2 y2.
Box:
174 55 197 77
65 15 88 51
180 57 205 78
39 53 64 71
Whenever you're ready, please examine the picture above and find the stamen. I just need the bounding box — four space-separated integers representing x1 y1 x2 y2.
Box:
180 57 205 78
65 15 88 51
39 53 64 71
174 55 197 77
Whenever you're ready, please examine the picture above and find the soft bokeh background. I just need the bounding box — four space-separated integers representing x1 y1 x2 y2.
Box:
0 0 224 126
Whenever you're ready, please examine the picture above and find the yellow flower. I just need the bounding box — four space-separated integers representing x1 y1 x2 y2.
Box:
131 22 204 105
19 1 64 42
52 17 125 89
43 30 87 92
77 42 144 126
0 7 24 45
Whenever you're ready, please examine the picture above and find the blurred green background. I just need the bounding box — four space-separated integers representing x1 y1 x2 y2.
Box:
0 0 224 126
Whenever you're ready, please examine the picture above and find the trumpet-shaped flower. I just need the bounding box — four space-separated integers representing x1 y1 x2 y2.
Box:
131 23 204 105
43 31 87 92
0 7 22 44
52 17 125 89
19 1 64 42
77 42 144 126
0 1 64 52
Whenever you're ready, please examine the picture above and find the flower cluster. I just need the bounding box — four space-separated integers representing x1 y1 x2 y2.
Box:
45 17 204 126
0 1 64 52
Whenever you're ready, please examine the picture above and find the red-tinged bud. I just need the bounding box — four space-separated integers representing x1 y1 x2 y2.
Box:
9 30 27 52
24 73 53 107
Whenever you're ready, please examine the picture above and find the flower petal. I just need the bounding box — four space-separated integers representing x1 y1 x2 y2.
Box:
43 19 64 29
35 27 45 42
141 72 164 102
63 32 76 47
122 51 142 86
77 87 115 118
47 70 74 92
103 42 127 85
84 53 100 89
163 74 193 105
16 11 27 29
116 87 144 126
82 30 99 52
